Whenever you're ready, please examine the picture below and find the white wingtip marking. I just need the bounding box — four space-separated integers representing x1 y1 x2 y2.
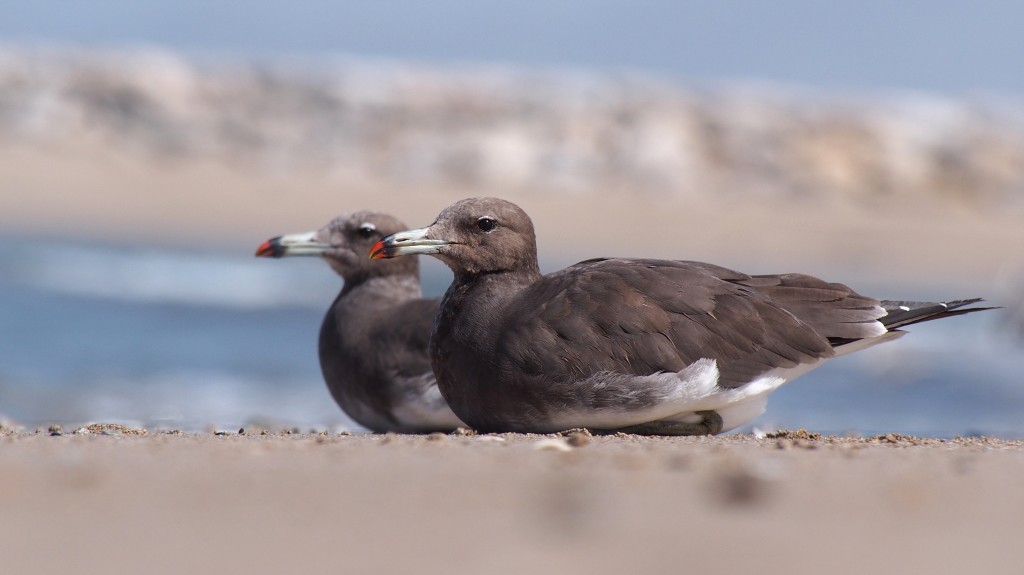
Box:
899 305 910 311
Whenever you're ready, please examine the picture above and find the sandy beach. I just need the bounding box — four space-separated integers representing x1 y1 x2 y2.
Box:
3 54 1024 574
2 427 1022 575
3 107 1023 575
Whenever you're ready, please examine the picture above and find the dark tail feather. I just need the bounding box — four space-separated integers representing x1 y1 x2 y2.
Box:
880 298 998 330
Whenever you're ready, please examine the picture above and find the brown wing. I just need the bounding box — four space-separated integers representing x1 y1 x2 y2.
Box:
735 273 887 343
496 259 838 389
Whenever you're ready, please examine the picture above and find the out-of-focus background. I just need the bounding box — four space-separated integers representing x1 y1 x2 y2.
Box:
1 1 1022 436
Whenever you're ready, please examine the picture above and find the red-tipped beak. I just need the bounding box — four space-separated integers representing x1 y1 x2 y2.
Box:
254 231 331 258
255 239 278 257
369 239 390 259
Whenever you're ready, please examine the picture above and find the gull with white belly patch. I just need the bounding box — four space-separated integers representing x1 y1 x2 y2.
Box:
371 197 994 435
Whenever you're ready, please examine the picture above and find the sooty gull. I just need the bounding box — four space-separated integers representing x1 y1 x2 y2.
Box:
370 197 995 435
256 211 464 433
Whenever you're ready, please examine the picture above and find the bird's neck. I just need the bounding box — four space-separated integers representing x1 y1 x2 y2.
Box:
339 274 423 308
437 270 533 348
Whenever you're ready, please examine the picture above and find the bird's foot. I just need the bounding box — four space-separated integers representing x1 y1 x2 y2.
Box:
610 410 724 436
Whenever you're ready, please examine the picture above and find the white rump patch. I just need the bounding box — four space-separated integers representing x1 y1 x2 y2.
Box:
862 314 889 338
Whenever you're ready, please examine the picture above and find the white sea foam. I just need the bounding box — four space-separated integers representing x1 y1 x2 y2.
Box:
0 368 364 432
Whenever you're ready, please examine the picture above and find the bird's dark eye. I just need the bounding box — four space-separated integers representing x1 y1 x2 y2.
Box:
357 224 376 238
476 217 497 232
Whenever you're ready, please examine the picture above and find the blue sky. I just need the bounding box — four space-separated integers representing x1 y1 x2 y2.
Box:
1 1 1022 94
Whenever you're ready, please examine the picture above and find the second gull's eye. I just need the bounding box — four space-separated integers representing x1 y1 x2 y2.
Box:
357 224 376 238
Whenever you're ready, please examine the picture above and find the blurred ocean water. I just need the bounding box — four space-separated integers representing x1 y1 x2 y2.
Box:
1 238 1021 436
0 239 346 431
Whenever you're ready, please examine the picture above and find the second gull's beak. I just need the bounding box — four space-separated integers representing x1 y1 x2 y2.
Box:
255 231 332 258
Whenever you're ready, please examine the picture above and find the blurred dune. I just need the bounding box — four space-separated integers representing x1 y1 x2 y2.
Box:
2 48 1023 201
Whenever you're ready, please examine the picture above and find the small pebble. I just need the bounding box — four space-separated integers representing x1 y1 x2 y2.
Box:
533 438 573 452
666 454 692 471
85 423 147 435
565 432 591 447
474 435 506 443
48 424 63 437
718 470 764 505
712 461 782 507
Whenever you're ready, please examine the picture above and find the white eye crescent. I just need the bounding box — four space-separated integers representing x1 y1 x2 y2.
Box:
357 223 377 238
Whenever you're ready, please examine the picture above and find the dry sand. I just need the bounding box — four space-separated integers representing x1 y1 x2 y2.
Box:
2 427 1023 575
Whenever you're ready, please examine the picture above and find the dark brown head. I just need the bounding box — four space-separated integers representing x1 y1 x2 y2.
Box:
370 197 539 278
256 211 419 284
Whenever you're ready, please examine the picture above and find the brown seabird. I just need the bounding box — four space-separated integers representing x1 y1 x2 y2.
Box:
370 197 994 435
256 211 464 433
